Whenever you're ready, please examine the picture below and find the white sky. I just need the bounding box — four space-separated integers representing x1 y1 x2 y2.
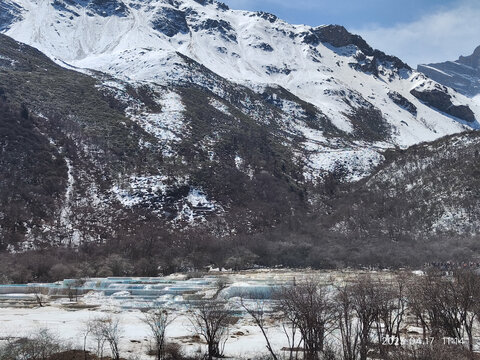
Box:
353 0 480 66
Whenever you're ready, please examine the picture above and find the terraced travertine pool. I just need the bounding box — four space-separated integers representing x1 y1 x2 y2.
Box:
0 269 401 359
0 268 358 308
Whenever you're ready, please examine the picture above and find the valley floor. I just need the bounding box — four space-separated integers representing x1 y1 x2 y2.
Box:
0 269 473 359
0 269 370 359
0 305 287 359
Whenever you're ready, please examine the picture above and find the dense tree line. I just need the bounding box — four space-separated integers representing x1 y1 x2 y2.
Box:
0 98 67 250
3 225 480 284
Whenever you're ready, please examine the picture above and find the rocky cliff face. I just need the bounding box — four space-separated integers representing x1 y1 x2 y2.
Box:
0 1 22 31
459 46 480 68
418 46 480 98
410 82 476 122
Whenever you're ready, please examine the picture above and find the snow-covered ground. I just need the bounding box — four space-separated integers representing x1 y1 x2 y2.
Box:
0 306 289 359
0 270 371 359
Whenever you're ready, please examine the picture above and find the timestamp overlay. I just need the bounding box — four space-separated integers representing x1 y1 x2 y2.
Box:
381 336 478 347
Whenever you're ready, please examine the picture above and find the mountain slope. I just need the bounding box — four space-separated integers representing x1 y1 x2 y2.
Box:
0 33 162 249
1 0 480 270
418 46 480 98
3 0 480 148
335 131 480 237
0 33 324 250
311 130 480 266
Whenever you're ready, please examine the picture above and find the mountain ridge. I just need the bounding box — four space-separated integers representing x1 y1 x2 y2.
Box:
4 0 479 141
1 0 480 272
418 46 480 98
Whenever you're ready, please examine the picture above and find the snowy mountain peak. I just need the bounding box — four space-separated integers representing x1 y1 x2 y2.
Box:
458 45 480 69
418 45 480 97
3 0 480 165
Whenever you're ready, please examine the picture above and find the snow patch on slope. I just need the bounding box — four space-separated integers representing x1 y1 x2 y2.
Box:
305 147 384 182
209 97 231 115
59 157 75 243
128 90 186 156
176 188 217 224
111 175 218 223
111 175 169 207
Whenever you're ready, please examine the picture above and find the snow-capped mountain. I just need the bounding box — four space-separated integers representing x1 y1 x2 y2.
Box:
418 46 480 98
3 0 480 149
2 0 480 256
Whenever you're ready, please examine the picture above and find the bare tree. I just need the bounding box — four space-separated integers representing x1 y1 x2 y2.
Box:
33 328 63 360
88 318 106 359
87 316 122 360
142 307 173 360
189 301 231 360
335 284 359 360
350 276 381 360
79 318 95 360
0 328 62 360
279 291 301 360
408 268 480 354
29 286 46 307
374 274 407 356
214 277 229 299
455 270 480 353
101 316 122 360
407 276 432 340
67 285 75 302
279 278 336 360
434 270 480 353
240 298 278 360
67 279 86 302
435 277 464 340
